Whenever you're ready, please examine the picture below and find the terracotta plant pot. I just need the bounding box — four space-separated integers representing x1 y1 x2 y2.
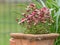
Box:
10 33 59 45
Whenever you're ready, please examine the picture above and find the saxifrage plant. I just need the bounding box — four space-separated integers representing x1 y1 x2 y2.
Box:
16 3 54 34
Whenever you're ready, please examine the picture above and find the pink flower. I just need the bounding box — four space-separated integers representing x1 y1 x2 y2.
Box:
26 7 30 12
18 18 27 24
27 14 32 19
40 7 49 14
30 3 35 7
40 7 47 12
27 9 30 12
40 14 44 17
22 13 28 18
31 11 36 15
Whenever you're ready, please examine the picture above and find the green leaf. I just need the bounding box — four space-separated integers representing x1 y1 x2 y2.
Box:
32 0 42 8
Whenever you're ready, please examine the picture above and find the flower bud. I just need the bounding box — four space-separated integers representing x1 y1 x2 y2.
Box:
22 13 26 15
48 23 52 25
51 20 54 23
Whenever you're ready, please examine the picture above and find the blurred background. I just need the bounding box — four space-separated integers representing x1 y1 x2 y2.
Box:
0 0 31 45
0 0 60 45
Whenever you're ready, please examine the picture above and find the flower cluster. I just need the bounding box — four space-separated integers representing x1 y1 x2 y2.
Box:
17 3 54 26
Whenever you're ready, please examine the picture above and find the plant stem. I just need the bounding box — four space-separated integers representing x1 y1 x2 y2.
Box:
56 12 59 33
39 0 46 7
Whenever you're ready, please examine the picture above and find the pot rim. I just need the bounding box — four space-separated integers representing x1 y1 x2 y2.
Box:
10 33 60 40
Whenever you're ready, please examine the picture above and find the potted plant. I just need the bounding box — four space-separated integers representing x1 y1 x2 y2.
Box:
10 0 59 45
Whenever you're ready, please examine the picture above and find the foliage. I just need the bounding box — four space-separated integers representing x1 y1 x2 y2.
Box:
46 0 60 33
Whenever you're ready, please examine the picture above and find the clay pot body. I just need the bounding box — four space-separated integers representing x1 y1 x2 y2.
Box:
10 33 59 45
